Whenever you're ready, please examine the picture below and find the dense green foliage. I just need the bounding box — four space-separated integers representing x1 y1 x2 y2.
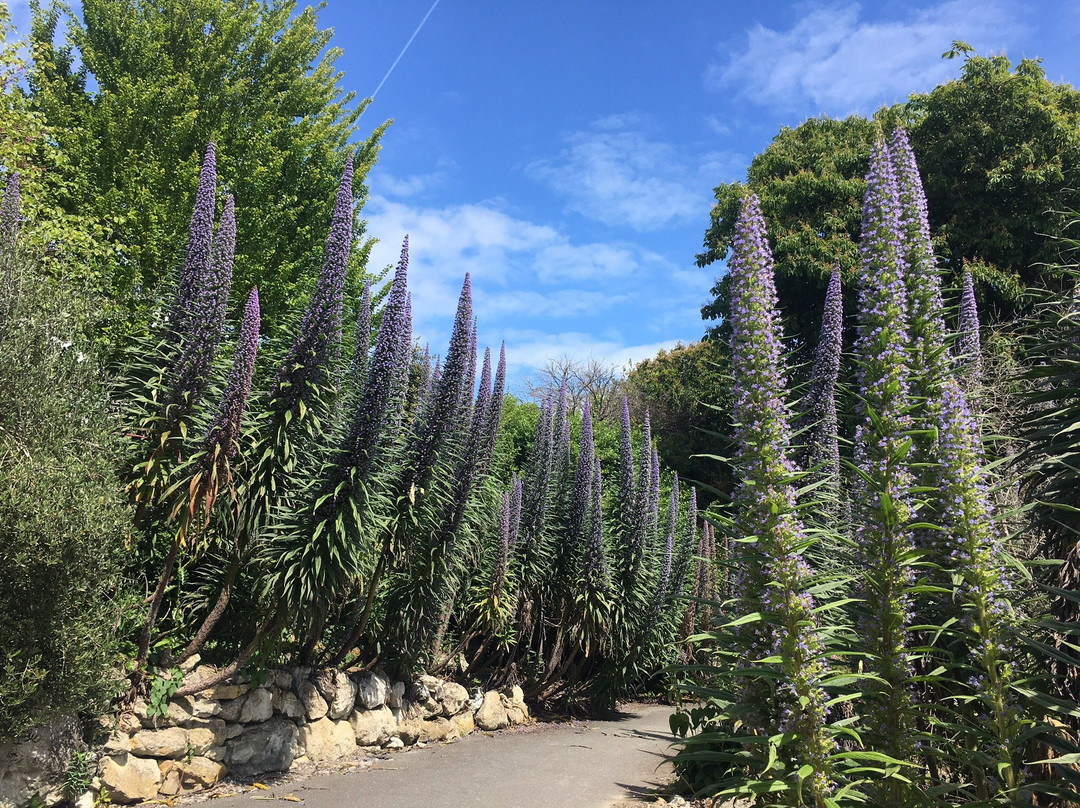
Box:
0 210 132 734
700 51 1080 340
27 0 387 338
672 133 1080 807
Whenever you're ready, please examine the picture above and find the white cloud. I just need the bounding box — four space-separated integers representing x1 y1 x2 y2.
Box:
364 195 686 371
710 0 1019 114
526 121 706 231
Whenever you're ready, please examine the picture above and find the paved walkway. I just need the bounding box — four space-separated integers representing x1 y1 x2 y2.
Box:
198 704 676 808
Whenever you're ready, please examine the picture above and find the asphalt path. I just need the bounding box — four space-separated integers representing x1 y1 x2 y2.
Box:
197 703 676 808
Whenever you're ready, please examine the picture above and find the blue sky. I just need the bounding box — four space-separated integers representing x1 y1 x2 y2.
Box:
9 0 1080 392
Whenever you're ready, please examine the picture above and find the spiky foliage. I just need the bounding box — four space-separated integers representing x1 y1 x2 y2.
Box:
850 141 917 787
719 192 834 798
957 264 982 387
193 287 261 508
1 171 19 254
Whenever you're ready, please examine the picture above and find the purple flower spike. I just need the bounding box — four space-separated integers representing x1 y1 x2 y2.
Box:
957 265 982 387
1 172 20 252
852 141 916 766
204 287 261 461
509 473 523 549
568 398 595 548
344 234 410 480
411 272 473 486
270 153 354 415
889 127 949 394
493 490 511 596
727 192 833 794
618 399 635 517
350 278 373 389
171 144 217 336
481 342 507 467
802 264 843 497
584 455 610 592
654 475 678 610
166 186 234 422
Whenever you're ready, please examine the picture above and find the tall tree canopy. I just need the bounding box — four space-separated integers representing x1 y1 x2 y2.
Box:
28 0 388 335
699 52 1080 340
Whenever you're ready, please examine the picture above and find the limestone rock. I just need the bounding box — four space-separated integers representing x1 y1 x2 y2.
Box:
157 756 226 795
439 681 470 717
349 706 395 747
299 681 328 721
388 680 406 710
391 702 424 745
269 669 294 690
224 718 298 775
407 680 440 718
98 753 161 804
353 670 389 710
298 718 355 764
419 718 458 743
176 695 222 720
178 654 201 675
197 682 249 700
0 714 81 808
505 685 525 705
116 711 141 734
134 697 193 729
385 736 404 750
505 703 529 726
290 666 312 693
272 688 305 719
217 694 247 723
239 688 273 723
474 691 509 731
327 672 357 720
127 726 187 759
450 710 475 737
185 720 226 755
225 723 244 739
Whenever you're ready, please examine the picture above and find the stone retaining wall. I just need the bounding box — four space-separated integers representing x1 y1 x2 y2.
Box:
0 662 530 807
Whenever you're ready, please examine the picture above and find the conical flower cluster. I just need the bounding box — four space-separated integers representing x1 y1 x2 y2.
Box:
957 265 982 387
270 153 354 416
727 193 833 795
851 140 917 772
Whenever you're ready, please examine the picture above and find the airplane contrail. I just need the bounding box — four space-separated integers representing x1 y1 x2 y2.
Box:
371 0 443 100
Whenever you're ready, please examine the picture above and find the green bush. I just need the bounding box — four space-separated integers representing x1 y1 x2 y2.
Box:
0 245 132 734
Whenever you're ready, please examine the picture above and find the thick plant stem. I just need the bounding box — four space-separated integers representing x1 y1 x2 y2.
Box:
137 536 181 670
176 552 241 664
174 612 282 698
329 536 392 667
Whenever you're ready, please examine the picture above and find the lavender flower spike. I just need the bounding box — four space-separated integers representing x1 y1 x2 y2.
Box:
852 141 916 780
343 234 410 480
1 172 20 253
568 398 595 549
270 153 354 415
890 127 949 392
171 144 217 335
957 264 982 387
727 192 833 795
584 455 610 592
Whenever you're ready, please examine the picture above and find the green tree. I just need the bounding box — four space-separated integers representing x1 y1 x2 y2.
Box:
624 340 731 507
700 51 1080 338
28 0 388 338
909 53 1080 317
698 115 880 343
